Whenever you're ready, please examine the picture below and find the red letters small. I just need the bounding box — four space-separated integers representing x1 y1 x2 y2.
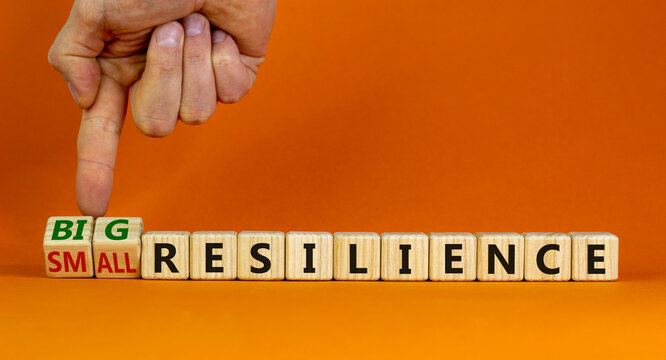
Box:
96 252 137 273
47 251 62 272
125 253 137 273
97 253 112 273
48 251 86 273
64 251 86 272
112 253 125 273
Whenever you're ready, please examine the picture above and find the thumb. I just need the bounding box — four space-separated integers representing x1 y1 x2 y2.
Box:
48 4 106 108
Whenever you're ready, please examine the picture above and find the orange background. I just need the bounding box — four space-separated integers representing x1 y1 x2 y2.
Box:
1 0 665 358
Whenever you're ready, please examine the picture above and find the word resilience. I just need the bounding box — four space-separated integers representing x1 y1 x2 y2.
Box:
43 217 619 281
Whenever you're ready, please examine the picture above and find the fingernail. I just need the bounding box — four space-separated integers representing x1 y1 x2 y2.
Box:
156 22 182 47
183 14 204 36
67 82 80 106
212 30 227 43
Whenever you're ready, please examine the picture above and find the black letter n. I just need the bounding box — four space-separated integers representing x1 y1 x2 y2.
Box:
488 244 515 274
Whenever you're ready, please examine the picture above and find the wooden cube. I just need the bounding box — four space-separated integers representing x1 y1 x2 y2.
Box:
286 232 333 280
237 231 285 280
190 231 237 280
92 217 143 278
380 232 428 281
524 232 571 281
43 216 94 278
333 232 380 280
476 232 524 281
571 232 618 281
141 231 190 280
429 232 476 281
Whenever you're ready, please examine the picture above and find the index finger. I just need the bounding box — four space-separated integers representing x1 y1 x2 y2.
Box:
76 75 128 217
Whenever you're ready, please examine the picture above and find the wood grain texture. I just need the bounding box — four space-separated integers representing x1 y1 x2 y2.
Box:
190 231 237 280
237 231 285 280
140 231 190 280
43 216 94 278
92 217 143 279
333 232 380 280
380 232 428 281
524 232 571 281
429 232 476 281
286 232 333 280
571 232 618 281
476 232 524 281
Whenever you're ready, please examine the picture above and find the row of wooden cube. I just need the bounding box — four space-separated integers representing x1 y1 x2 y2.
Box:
43 216 618 281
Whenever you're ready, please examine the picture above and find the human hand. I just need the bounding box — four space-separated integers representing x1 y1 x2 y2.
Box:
48 0 276 217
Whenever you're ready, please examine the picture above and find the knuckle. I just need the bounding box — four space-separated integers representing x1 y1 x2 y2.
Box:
150 58 180 76
212 53 234 70
180 103 215 125
134 113 175 137
81 115 121 136
218 93 242 104
183 51 207 66
218 85 250 104
47 46 61 69
180 114 208 125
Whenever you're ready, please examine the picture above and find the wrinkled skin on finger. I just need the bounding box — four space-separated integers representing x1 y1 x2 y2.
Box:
49 0 275 102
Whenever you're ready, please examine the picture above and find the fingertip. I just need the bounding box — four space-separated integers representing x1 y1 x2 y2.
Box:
76 163 113 218
183 13 208 37
154 21 184 48
212 30 227 44
134 116 176 137
179 107 215 125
